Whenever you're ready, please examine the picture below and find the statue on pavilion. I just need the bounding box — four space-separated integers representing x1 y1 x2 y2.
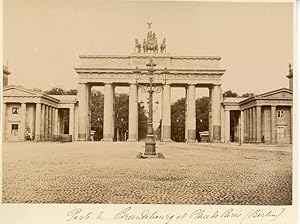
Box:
135 23 165 54
160 38 166 53
135 38 141 53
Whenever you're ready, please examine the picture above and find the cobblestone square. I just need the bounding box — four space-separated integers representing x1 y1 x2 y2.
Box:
2 142 292 205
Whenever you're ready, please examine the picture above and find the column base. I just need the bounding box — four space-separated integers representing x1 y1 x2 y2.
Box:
212 125 221 141
102 134 113 142
186 139 197 143
34 135 41 142
161 138 172 142
128 138 138 142
162 126 171 141
102 139 113 142
211 140 221 143
128 134 138 142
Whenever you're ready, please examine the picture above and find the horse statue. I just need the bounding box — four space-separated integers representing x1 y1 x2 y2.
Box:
143 38 146 53
160 38 166 53
154 39 158 53
135 38 141 53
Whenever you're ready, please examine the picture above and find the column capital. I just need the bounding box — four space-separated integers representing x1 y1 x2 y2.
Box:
187 83 196 87
212 84 222 88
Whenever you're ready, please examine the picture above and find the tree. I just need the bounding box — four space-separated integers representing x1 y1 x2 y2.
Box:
223 90 238 97
65 89 77 95
90 90 104 141
171 98 186 142
45 87 77 95
241 92 254 97
138 102 148 141
196 96 209 140
46 87 65 95
114 94 129 141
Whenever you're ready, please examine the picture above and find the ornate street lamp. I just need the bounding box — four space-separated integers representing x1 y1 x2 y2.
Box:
134 58 166 158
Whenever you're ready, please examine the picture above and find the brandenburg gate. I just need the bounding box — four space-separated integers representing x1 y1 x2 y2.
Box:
75 26 225 142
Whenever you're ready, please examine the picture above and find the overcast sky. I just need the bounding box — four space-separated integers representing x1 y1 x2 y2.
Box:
4 1 294 97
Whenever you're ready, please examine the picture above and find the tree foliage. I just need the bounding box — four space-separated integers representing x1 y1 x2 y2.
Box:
171 98 186 142
45 87 77 95
90 90 104 141
196 96 209 133
65 89 77 95
241 92 255 97
223 90 238 97
138 103 148 141
223 90 255 98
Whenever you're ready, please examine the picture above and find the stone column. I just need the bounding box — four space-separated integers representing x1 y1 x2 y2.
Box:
211 85 221 141
128 84 138 142
247 108 251 143
271 106 276 144
78 83 88 141
111 86 115 141
2 103 6 141
249 107 253 143
53 108 58 141
185 87 188 141
87 85 91 140
45 105 49 141
256 106 262 143
186 84 196 142
240 110 244 143
20 103 26 141
225 110 230 143
51 107 55 141
48 106 52 141
74 106 79 141
103 83 114 141
161 84 171 142
244 109 247 143
35 103 41 141
253 106 257 143
290 106 293 144
69 107 74 141
40 104 45 141
208 88 212 142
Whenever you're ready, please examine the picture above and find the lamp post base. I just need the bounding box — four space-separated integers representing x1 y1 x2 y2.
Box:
136 152 165 159
145 142 156 155
144 134 156 155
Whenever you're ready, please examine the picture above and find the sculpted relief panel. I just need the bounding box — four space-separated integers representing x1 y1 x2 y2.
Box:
131 56 170 69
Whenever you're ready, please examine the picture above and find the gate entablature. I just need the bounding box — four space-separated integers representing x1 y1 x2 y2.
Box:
76 54 225 86
76 68 224 86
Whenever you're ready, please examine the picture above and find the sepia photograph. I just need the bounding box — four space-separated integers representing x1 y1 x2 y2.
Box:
1 0 294 211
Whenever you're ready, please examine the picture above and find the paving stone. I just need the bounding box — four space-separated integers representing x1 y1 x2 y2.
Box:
2 142 292 205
